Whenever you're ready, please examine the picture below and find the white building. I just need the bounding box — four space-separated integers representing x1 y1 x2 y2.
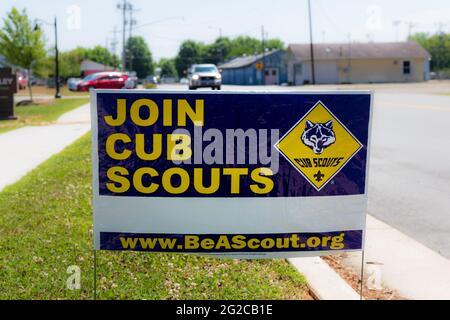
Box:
287 42 431 85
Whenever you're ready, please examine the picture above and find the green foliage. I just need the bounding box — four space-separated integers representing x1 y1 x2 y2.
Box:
85 45 115 67
266 38 285 51
410 32 450 71
126 36 154 78
174 36 285 74
227 36 261 58
0 8 46 70
158 58 178 78
42 46 119 79
0 7 47 100
0 134 308 299
175 40 204 76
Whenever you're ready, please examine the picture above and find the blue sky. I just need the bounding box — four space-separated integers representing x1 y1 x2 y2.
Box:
2 0 450 60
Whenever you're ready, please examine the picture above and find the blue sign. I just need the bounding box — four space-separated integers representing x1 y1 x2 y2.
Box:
92 90 373 257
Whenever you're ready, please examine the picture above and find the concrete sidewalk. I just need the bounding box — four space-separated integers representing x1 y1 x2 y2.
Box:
0 103 90 191
342 215 450 300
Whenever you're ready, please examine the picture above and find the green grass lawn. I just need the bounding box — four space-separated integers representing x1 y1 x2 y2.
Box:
0 134 309 300
16 86 90 97
0 98 89 134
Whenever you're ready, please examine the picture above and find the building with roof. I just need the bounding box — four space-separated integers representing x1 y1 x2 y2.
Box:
287 42 431 85
80 60 114 76
219 49 288 85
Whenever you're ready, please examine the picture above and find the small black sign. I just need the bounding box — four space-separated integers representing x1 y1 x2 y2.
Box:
0 67 17 120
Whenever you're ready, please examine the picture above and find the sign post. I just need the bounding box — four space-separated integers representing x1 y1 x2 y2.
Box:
0 67 17 120
91 90 373 260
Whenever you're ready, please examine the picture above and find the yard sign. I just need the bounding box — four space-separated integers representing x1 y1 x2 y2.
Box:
91 90 373 258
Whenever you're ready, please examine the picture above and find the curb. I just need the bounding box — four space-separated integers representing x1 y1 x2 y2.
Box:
288 257 361 300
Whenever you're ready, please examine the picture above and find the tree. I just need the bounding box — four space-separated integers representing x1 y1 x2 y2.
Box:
85 45 114 66
0 7 46 101
410 32 450 72
202 37 232 65
125 36 154 78
158 58 178 79
175 40 204 76
228 36 262 58
174 36 286 70
266 38 285 51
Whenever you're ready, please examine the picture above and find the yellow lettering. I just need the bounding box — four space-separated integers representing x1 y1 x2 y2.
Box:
105 99 126 126
119 237 138 249
178 99 204 126
106 166 130 193
201 238 215 250
163 99 172 126
106 133 131 160
231 235 247 250
247 238 260 249
215 235 231 249
162 168 190 194
130 99 159 126
223 168 248 194
193 168 220 194
135 134 162 161
133 167 159 194
185 235 199 249
250 168 274 194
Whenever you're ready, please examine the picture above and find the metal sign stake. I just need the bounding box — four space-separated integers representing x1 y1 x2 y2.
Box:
360 250 365 300
93 250 97 300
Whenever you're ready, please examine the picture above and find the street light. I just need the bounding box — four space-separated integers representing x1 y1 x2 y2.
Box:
35 17 61 99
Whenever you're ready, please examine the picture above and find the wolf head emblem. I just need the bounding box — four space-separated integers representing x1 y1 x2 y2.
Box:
301 120 336 154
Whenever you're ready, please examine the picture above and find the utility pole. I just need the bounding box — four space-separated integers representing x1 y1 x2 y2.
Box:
393 20 401 42
128 4 139 72
405 21 417 40
34 18 61 98
117 0 129 72
435 22 447 71
54 17 61 98
347 33 352 84
110 26 120 70
307 0 316 85
261 25 266 85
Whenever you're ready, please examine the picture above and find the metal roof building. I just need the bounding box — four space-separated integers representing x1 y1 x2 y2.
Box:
286 42 431 84
219 49 288 85
80 60 114 76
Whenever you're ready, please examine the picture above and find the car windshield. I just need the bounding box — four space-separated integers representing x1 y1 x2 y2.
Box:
82 74 99 81
194 66 217 73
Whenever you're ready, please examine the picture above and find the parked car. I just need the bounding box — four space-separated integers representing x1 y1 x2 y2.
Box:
124 73 138 89
67 78 82 91
179 77 188 85
146 75 158 84
76 72 129 91
17 71 28 90
188 64 222 90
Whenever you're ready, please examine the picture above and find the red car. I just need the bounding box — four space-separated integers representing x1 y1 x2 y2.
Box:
77 72 129 91
17 71 28 90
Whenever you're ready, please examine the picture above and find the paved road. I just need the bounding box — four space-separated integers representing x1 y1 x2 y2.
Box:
158 84 450 258
369 93 450 258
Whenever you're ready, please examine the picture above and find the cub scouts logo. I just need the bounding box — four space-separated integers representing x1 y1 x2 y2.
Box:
275 101 362 191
